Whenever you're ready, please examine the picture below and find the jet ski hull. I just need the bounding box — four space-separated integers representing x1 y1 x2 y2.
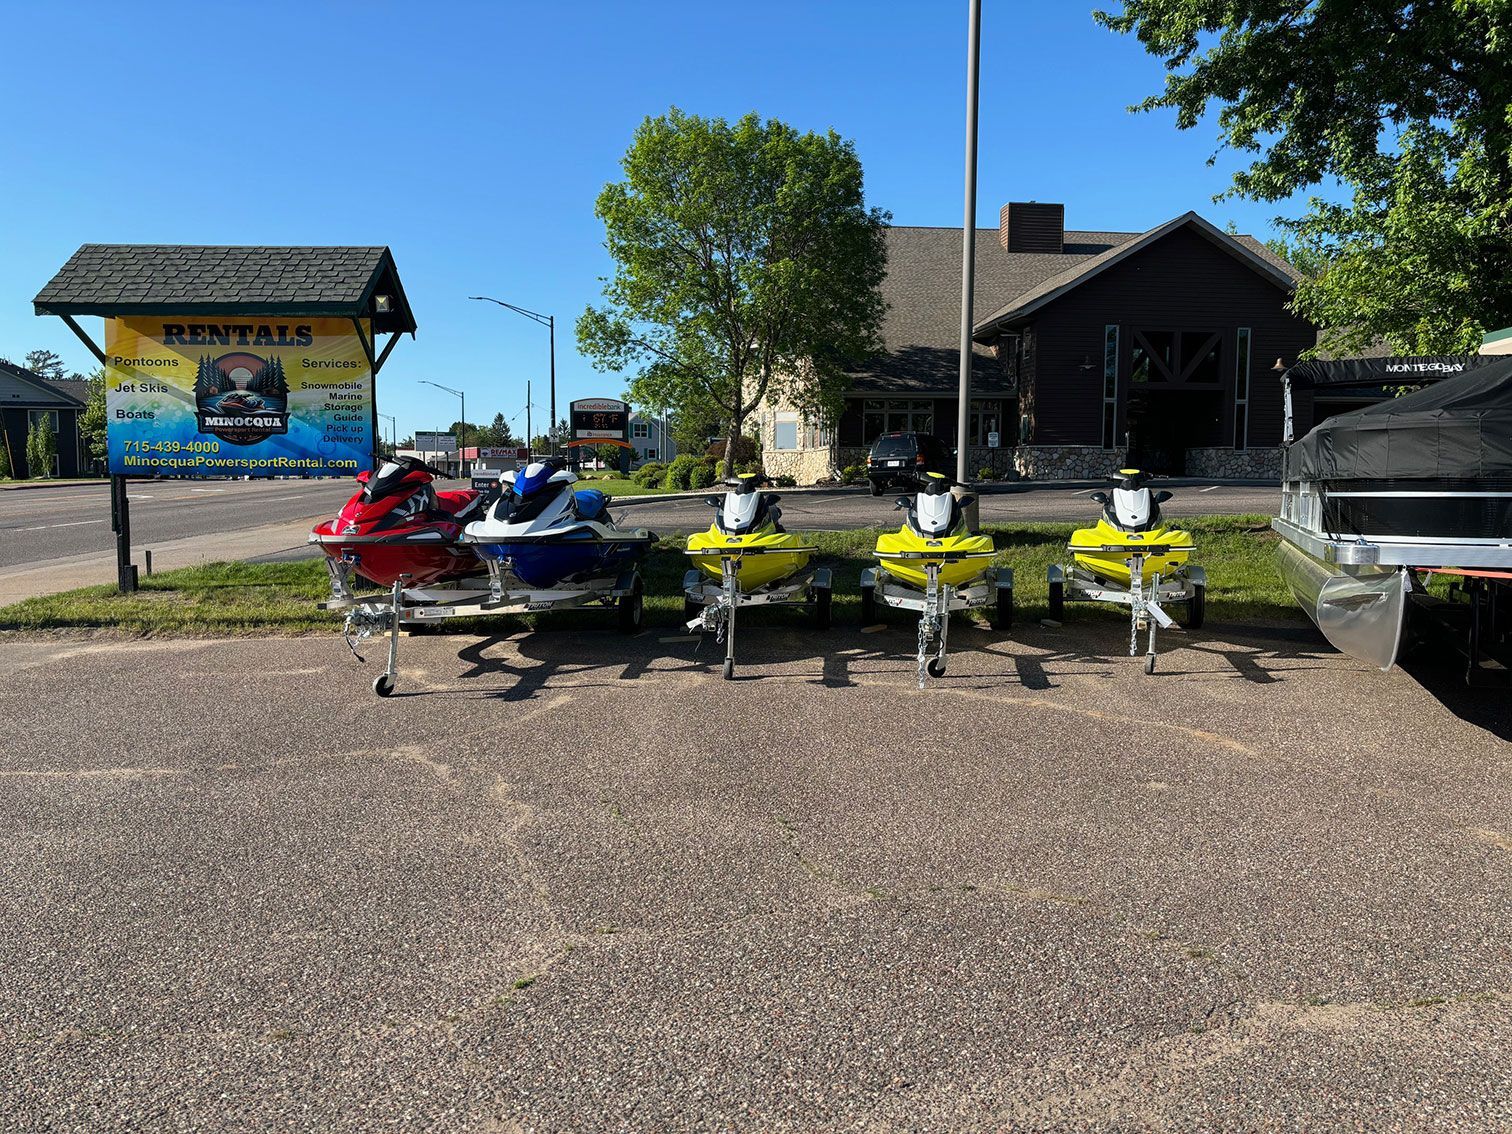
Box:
470 532 654 589
874 530 995 589
687 529 812 591
310 525 480 589
1068 522 1194 587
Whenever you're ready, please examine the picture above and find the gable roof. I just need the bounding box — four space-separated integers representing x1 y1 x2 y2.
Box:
849 226 1140 395
33 244 417 335
0 359 87 408
972 211 1299 335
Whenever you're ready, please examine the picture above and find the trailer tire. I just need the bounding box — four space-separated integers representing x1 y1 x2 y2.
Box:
1047 580 1065 622
992 584 1014 631
813 585 832 630
1182 582 1205 630
373 674 396 697
927 658 947 678
860 584 877 624
618 577 644 634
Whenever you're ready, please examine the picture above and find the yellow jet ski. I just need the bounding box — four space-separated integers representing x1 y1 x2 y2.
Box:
861 472 1012 686
684 474 830 679
1049 469 1205 673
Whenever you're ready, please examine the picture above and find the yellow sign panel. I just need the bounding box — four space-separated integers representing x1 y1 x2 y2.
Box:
104 316 373 476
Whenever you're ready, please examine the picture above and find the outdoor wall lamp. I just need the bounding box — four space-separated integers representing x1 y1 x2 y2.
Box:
374 294 393 314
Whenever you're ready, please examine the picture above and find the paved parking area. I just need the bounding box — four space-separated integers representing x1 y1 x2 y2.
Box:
2 620 1508 1131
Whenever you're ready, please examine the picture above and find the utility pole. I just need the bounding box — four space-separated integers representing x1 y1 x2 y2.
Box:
469 296 557 455
955 0 983 531
526 379 532 456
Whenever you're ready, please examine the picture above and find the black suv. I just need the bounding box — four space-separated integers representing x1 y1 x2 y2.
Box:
865 432 952 495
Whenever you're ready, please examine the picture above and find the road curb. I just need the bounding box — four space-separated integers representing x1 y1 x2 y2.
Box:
0 478 112 492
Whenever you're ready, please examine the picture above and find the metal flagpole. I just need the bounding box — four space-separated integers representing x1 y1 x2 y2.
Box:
955 0 983 530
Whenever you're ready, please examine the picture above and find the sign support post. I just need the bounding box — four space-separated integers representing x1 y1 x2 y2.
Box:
109 474 137 594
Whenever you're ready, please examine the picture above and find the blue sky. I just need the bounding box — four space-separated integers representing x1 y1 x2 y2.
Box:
1 0 1301 442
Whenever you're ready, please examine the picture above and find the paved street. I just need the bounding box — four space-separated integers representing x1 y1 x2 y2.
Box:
0 478 359 570
617 480 1280 533
2 622 1507 1131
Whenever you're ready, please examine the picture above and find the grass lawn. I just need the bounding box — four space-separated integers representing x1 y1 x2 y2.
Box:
570 474 685 496
0 515 1301 636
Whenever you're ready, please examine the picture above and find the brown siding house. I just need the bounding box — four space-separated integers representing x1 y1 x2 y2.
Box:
757 204 1317 483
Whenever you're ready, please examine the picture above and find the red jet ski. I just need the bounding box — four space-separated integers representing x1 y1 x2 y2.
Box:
311 456 484 597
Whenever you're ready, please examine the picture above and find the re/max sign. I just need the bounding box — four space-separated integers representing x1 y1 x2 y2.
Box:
160 323 314 347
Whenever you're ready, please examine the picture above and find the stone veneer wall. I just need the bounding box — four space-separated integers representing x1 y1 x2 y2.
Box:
1014 446 1128 481
761 447 836 485
1184 447 1282 480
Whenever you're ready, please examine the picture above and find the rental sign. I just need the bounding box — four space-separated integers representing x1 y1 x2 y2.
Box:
103 316 374 477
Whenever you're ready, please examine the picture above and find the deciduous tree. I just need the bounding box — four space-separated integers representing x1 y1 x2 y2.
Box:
578 109 889 476
1098 1 1512 353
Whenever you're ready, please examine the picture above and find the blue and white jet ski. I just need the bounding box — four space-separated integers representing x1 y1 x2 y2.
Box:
462 459 656 588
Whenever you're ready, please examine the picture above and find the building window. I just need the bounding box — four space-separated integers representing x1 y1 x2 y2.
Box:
773 415 799 450
968 400 1001 446
631 421 649 439
1102 325 1119 449
28 409 59 433
1233 327 1251 450
643 448 658 461
861 399 934 440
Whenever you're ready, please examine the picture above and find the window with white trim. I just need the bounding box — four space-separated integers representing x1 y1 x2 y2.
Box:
773 414 799 450
631 421 649 438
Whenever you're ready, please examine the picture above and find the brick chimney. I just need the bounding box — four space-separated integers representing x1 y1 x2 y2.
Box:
1000 201 1064 253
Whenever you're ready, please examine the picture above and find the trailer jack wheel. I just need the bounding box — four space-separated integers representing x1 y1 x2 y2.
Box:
722 658 735 681
927 658 947 678
373 674 396 697
1143 653 1157 675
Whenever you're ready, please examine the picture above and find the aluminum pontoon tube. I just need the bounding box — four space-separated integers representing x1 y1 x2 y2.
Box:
1276 541 1411 671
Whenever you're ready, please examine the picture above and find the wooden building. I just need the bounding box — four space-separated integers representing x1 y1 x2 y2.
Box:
757 204 1317 484
0 359 89 478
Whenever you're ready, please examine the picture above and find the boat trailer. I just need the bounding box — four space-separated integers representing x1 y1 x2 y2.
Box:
322 553 644 696
683 545 830 681
861 551 1011 688
1048 548 1205 674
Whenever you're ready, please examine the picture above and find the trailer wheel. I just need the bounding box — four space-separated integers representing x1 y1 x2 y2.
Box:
927 658 947 678
1143 654 1157 675
1047 580 1065 622
860 584 877 624
722 658 735 681
813 585 832 630
1182 582 1205 630
992 584 1014 631
373 674 396 697
618 577 644 633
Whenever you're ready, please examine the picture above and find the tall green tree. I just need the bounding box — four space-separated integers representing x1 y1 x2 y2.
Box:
24 349 66 381
1098 1 1512 353
77 368 108 471
578 109 889 476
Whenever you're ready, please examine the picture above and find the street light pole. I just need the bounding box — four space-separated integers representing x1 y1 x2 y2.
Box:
419 379 467 477
469 296 557 456
956 0 983 530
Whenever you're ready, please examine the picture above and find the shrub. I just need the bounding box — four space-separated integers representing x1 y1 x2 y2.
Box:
689 463 717 490
839 463 866 485
735 459 763 477
977 466 995 481
665 454 700 491
632 461 666 488
773 474 797 488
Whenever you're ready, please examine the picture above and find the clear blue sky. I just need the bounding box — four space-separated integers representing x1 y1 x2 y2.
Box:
1 0 1301 443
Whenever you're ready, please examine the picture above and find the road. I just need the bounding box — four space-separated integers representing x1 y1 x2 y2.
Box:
0 477 1279 574
616 480 1279 533
2 628 1507 1131
0 477 360 570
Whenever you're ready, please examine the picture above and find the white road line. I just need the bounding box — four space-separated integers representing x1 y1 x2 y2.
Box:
127 495 155 501
16 519 106 531
190 488 225 494
1199 485 1222 493
1072 489 1094 495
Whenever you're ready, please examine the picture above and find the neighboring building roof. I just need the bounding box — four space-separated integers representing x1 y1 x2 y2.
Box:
849 226 1140 395
851 213 1299 397
973 212 1299 335
0 359 87 408
48 378 92 404
33 244 416 335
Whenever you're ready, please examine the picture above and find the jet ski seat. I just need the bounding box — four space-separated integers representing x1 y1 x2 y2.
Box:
573 488 610 522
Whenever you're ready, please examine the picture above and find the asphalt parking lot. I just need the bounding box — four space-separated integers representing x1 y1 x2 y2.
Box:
3 620 1509 1132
